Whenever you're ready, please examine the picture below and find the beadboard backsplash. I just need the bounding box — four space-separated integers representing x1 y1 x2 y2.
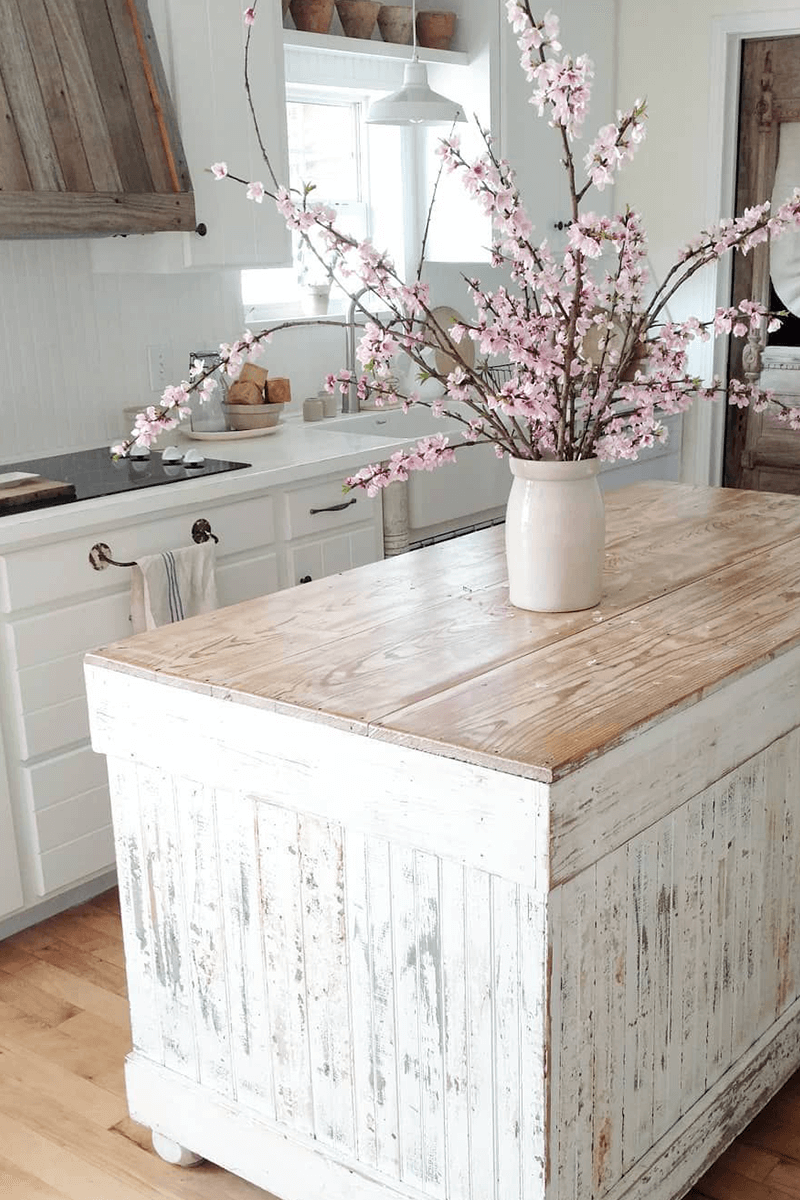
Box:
0 239 243 463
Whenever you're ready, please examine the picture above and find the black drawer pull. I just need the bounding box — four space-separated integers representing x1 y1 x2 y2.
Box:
299 575 312 584
309 498 357 516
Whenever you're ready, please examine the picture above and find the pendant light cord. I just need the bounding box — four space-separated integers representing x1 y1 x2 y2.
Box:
412 0 418 61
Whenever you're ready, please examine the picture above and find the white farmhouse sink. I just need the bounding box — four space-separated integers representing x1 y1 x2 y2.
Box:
320 407 511 536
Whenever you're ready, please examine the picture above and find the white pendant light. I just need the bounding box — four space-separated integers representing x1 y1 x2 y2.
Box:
367 0 466 127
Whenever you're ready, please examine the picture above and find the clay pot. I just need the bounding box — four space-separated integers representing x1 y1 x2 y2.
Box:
416 9 456 51
377 4 412 44
289 0 334 33
335 0 381 38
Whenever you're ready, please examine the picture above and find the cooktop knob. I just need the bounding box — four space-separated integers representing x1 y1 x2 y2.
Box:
161 445 183 463
129 443 150 460
182 449 206 467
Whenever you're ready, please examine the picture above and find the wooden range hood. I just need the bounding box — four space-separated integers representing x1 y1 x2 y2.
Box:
0 0 195 237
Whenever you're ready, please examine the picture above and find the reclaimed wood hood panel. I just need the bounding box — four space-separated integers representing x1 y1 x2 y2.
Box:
0 0 195 237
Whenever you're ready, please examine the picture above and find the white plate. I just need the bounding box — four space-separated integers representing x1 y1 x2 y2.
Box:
425 306 475 376
185 425 282 441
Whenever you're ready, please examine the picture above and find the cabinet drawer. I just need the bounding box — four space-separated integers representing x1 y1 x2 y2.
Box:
8 593 131 672
0 494 276 612
21 745 114 897
283 479 372 540
23 744 109 813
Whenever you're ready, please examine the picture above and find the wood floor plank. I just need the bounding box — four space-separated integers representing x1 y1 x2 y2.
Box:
91 938 127 969
695 1162 798 1199
92 888 122 915
0 942 40 974
0 1154 68 1200
57 1008 132 1063
23 934 128 997
0 1039 128 1129
717 1142 783 1182
33 907 123 953
0 968 80 1027
765 1160 800 1200
9 1022 123 1087
0 1070 274 1199
13 959 130 1032
69 900 125 942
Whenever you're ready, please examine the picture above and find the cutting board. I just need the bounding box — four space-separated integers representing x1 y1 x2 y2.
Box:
0 474 76 513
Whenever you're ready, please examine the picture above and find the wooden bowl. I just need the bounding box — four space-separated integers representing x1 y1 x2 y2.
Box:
289 0 334 34
335 0 381 38
223 404 281 431
416 9 456 51
377 4 412 44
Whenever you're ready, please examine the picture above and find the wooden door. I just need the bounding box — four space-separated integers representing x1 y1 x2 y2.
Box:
724 36 800 492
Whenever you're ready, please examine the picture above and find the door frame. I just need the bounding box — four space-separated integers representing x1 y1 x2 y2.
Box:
696 9 800 486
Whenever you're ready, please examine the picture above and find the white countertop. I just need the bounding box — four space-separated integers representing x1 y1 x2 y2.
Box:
0 415 406 552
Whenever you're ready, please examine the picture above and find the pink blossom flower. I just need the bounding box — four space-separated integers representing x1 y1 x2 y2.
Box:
210 162 228 180
243 7 256 26
246 180 265 203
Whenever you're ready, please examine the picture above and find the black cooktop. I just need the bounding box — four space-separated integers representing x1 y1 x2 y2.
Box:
1 447 250 511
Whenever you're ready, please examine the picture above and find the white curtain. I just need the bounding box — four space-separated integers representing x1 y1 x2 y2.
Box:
770 121 800 315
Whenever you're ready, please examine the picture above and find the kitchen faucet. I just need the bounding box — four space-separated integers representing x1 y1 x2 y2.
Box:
344 286 370 413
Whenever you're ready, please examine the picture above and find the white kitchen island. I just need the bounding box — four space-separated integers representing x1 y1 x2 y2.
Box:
86 482 800 1200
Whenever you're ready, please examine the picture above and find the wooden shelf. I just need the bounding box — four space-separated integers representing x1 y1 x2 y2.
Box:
283 28 469 66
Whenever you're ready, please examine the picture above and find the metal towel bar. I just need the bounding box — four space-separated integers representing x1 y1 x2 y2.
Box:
88 518 219 571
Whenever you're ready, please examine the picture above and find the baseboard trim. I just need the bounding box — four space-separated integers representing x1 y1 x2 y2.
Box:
0 869 117 941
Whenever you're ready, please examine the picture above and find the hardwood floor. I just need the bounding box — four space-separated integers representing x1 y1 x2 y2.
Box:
0 889 274 1199
1 889 800 1200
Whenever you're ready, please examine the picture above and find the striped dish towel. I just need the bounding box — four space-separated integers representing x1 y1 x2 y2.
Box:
130 541 218 634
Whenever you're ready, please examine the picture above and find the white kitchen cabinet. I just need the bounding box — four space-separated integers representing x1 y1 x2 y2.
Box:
280 472 384 587
0 459 385 933
0 490 283 921
91 0 291 273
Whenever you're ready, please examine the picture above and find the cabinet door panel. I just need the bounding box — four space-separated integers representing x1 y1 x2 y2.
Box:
169 0 290 268
287 525 381 587
217 552 280 607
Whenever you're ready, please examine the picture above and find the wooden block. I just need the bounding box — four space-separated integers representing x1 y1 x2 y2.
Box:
266 376 291 404
237 363 268 388
0 477 75 512
227 379 263 405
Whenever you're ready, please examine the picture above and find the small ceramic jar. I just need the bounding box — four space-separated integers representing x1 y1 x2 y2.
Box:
319 390 338 418
303 396 325 422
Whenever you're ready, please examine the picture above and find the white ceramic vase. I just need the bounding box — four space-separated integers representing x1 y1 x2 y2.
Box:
505 457 605 612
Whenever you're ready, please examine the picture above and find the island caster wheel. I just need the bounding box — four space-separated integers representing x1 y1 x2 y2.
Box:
152 1131 204 1167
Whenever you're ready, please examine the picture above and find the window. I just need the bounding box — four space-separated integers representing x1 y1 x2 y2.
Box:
242 85 405 319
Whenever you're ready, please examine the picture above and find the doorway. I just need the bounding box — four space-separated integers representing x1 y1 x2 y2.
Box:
724 35 800 491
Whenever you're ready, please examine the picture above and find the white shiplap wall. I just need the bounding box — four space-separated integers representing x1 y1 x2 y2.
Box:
0 239 244 463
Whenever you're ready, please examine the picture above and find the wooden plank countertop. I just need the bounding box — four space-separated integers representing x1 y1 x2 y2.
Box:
86 482 800 782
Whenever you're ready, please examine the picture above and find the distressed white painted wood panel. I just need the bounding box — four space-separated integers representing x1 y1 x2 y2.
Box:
550 730 800 1197
105 758 162 1061
138 766 196 1080
175 778 232 1099
257 803 314 1135
87 666 546 889
299 813 355 1152
216 790 276 1120
363 835 401 1177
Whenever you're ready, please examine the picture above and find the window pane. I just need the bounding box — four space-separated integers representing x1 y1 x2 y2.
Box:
287 101 360 201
